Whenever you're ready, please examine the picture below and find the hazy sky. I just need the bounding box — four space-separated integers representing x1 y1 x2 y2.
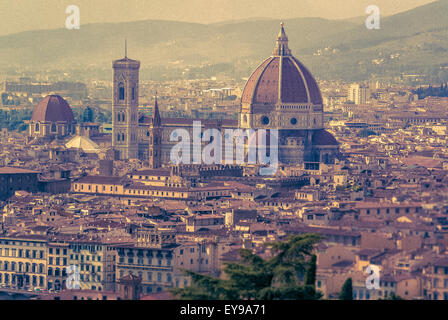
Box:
0 0 437 36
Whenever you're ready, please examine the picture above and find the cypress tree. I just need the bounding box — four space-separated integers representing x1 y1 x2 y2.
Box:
172 234 323 300
339 278 353 300
304 254 317 286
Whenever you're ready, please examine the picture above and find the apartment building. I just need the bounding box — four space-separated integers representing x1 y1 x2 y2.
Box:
0 235 47 292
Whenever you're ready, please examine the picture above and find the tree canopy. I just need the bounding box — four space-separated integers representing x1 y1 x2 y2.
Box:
171 233 323 300
339 278 353 300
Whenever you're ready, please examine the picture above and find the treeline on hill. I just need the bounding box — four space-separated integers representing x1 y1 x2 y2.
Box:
71 106 112 124
0 106 112 132
1 93 21 106
0 109 32 131
414 83 448 99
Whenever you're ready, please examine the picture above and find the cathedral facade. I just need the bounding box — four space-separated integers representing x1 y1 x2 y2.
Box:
112 24 339 168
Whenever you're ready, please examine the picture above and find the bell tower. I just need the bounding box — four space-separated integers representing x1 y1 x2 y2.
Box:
148 95 162 168
112 41 140 160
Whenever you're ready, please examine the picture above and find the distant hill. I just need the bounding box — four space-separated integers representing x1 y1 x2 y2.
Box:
1 0 448 82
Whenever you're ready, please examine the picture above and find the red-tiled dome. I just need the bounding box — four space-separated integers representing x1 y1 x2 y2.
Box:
312 130 339 146
241 24 322 106
31 95 74 122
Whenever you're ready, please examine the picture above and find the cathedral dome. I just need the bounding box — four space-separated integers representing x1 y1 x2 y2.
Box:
241 24 322 106
312 129 339 146
31 95 74 122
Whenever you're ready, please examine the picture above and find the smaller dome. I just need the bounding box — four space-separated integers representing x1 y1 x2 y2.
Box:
31 95 74 122
312 130 339 146
65 135 100 153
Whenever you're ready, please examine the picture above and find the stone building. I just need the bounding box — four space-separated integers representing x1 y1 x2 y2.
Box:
111 53 140 160
0 167 40 200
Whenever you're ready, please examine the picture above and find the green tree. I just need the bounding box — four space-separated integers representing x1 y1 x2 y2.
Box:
171 234 323 300
1 93 8 105
383 293 403 300
304 254 317 286
339 278 353 300
357 129 376 137
83 106 94 122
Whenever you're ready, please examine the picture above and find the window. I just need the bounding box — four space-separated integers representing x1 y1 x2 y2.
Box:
261 116 269 125
119 83 125 100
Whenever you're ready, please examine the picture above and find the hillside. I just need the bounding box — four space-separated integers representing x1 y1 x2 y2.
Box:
1 0 448 82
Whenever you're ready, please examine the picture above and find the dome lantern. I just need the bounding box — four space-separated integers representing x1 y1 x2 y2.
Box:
273 22 291 56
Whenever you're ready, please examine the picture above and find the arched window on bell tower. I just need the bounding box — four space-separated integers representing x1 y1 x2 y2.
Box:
119 82 125 101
